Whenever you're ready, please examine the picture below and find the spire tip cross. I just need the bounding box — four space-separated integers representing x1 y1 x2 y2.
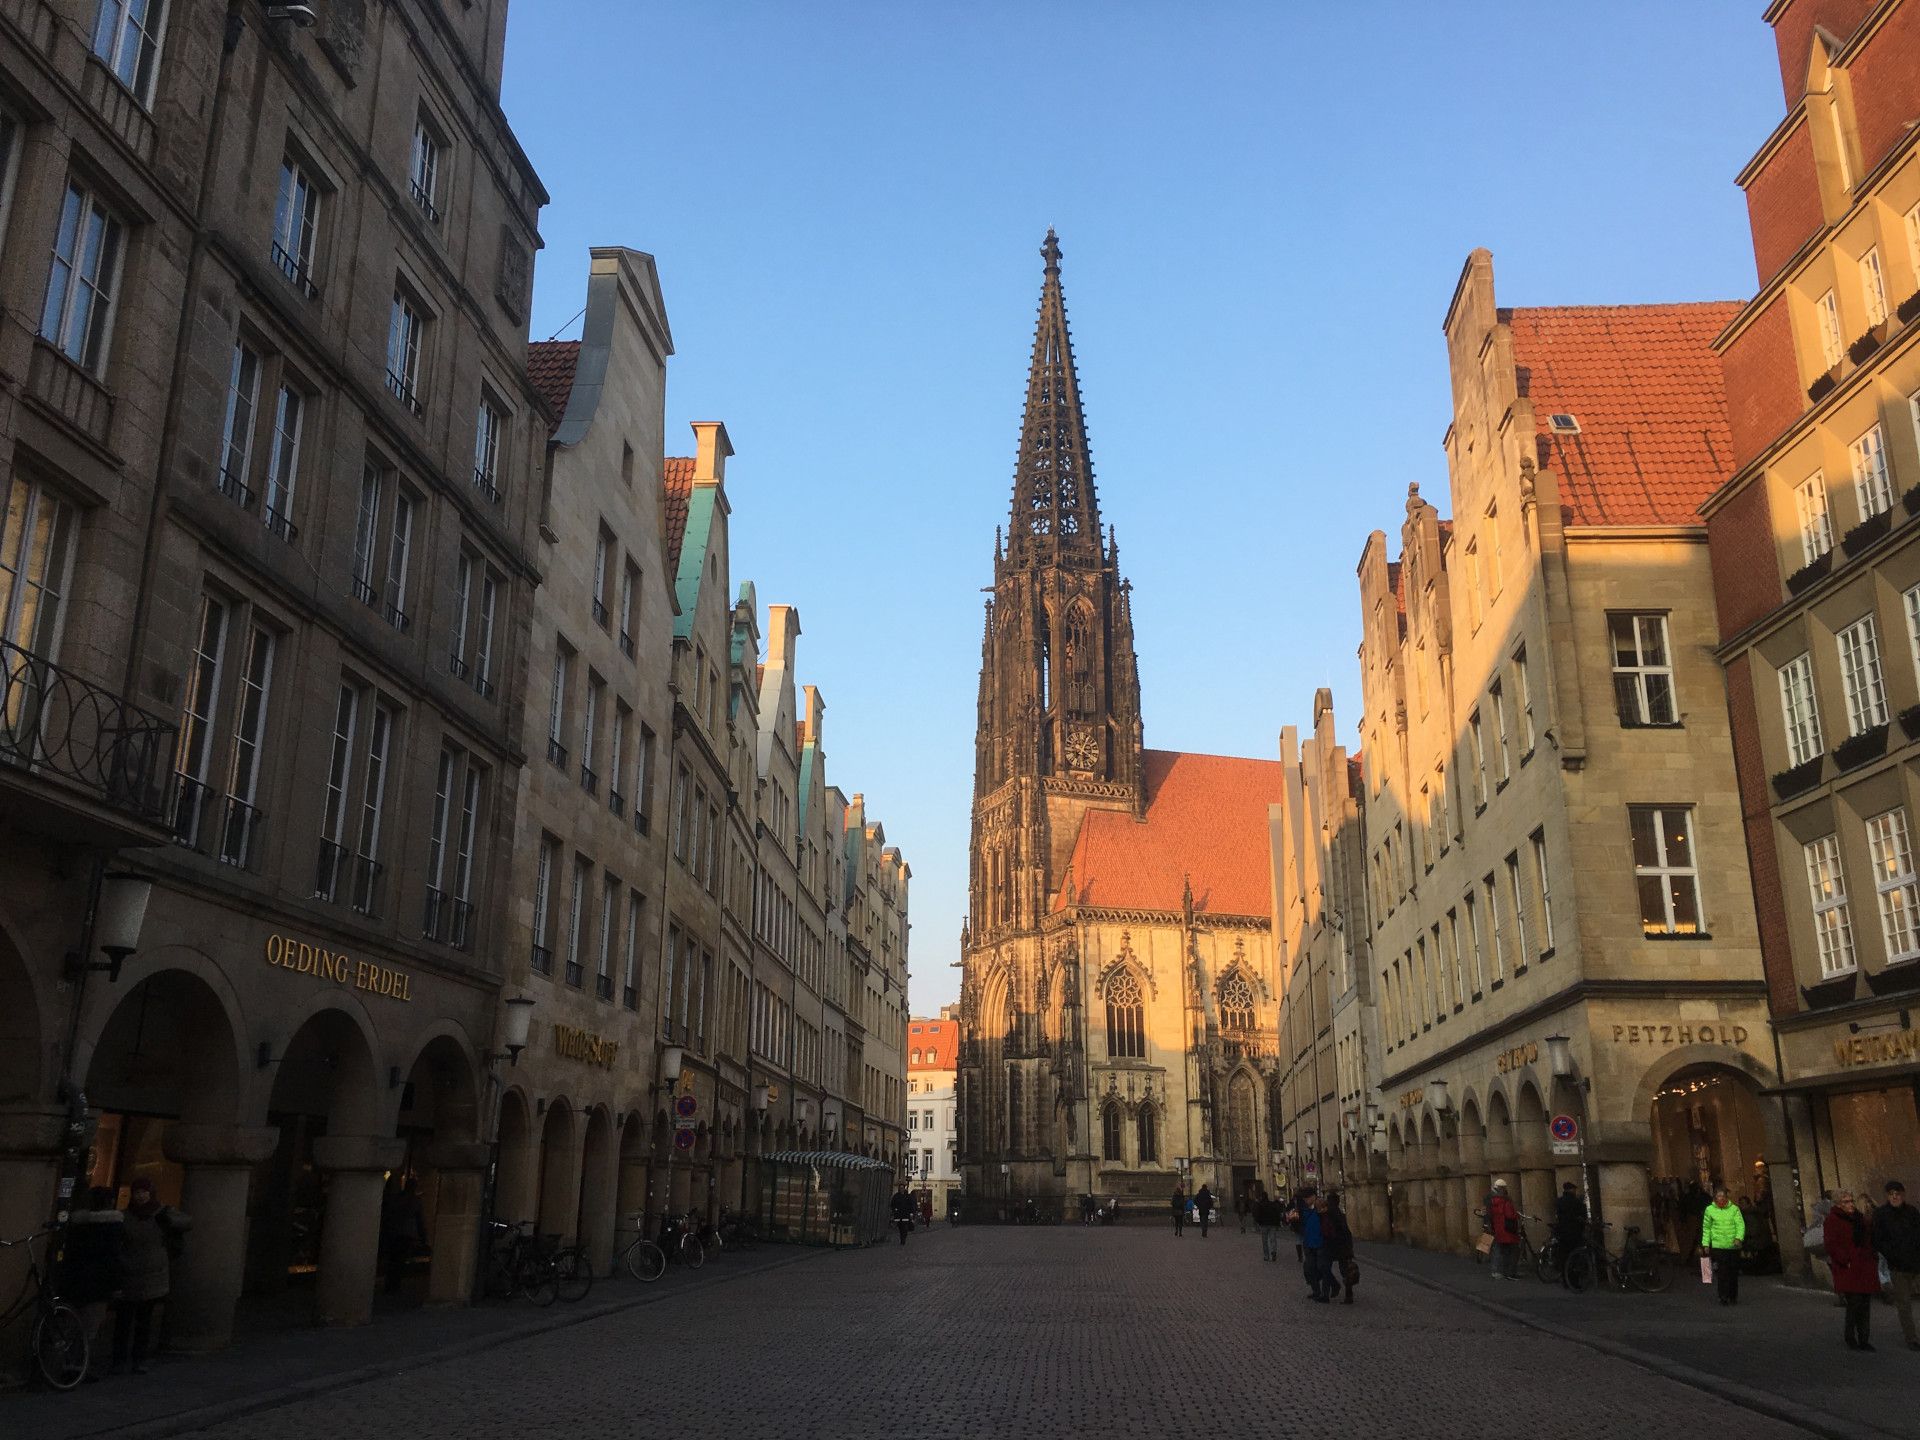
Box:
1041 228 1062 274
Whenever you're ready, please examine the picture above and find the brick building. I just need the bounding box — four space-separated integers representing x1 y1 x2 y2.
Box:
1702 0 1920 1251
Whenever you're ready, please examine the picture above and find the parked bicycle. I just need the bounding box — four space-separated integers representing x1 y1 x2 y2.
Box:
717 1207 759 1252
482 1220 558 1306
0 1232 90 1389
551 1241 593 1302
615 1219 666 1283
1564 1221 1672 1294
657 1212 704 1269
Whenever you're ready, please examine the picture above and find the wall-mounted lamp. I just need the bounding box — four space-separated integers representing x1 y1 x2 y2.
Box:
487 994 536 1067
66 871 154 984
1426 1079 1453 1115
660 1043 685 1085
1344 1109 1360 1137
752 1083 771 1113
1544 1034 1574 1079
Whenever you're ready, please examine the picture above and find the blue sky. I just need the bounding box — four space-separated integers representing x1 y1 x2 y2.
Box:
501 1 1782 1013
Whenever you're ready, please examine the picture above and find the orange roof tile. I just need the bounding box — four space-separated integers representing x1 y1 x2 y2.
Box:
908 1019 959 1070
1507 303 1742 527
526 340 580 432
1056 749 1284 918
662 456 695 569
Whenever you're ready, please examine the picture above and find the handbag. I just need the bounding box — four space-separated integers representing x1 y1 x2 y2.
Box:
1699 1256 1714 1284
1340 1257 1360 1287
1474 1233 1493 1256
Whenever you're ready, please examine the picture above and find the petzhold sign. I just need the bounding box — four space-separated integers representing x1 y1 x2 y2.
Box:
552 1023 619 1070
1832 1028 1920 1067
263 934 414 1001
1610 1023 1747 1046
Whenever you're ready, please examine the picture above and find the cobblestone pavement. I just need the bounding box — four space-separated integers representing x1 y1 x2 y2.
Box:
120 1225 1873 1440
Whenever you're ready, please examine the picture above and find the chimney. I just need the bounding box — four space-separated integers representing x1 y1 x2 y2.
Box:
767 603 801 667
691 421 732 485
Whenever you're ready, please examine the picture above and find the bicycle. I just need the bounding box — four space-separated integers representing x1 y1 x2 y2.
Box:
658 1212 704 1269
717 1207 759 1252
615 1221 666 1283
0 1232 90 1389
551 1242 593 1302
1564 1221 1672 1294
481 1220 558 1306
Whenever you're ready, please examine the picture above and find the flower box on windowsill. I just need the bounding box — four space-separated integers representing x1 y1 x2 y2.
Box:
1833 723 1890 772
1771 755 1824 800
1785 551 1833 595
1848 324 1886 365
1904 486 1920 518
1843 509 1893 557
1899 290 1920 326
1901 704 1920 742
1808 369 1838 403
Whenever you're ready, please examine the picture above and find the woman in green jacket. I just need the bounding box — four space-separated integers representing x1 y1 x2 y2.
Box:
1701 1185 1747 1305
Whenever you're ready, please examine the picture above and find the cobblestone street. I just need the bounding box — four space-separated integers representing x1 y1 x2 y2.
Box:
22 1224 1908 1440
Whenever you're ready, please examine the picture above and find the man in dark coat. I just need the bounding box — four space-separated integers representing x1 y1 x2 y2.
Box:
1170 1186 1186 1237
1871 1179 1920 1351
1552 1181 1588 1275
889 1184 916 1245
1194 1184 1215 1239
62 1187 125 1378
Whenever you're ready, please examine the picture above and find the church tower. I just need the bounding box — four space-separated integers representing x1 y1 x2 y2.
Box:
970 230 1144 937
959 232 1145 1211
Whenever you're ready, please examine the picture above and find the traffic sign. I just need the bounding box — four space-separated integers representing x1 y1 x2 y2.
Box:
1551 1140 1580 1157
675 1094 698 1119
674 1129 695 1151
1550 1114 1579 1142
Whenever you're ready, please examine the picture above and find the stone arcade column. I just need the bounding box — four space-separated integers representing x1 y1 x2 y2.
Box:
422 1140 489 1305
312 1135 406 1326
161 1123 279 1352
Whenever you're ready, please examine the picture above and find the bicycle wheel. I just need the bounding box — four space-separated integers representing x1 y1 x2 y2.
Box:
555 1247 593 1303
34 1303 89 1390
626 1239 666 1283
1563 1246 1598 1293
521 1258 559 1307
1533 1238 1561 1284
1626 1244 1671 1294
681 1234 705 1270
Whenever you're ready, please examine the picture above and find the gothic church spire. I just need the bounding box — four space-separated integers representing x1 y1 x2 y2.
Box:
1008 229 1101 557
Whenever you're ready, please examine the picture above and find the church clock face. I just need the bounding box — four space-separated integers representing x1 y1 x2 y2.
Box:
1064 726 1099 772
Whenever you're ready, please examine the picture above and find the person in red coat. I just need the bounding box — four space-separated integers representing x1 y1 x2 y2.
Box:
1825 1190 1881 1351
1487 1178 1521 1281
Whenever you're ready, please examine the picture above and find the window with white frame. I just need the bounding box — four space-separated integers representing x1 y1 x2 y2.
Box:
622 890 642 1009
1486 504 1503 595
1817 289 1843 369
596 873 617 999
41 180 125 374
1610 613 1677 726
1862 246 1889 328
1466 539 1484 629
1506 853 1529 968
472 395 503 502
1906 583 1920 693
1908 201 1920 280
1491 679 1511 783
317 685 357 897
1483 873 1505 981
383 491 414 631
1868 808 1920 964
608 700 628 815
452 763 480 935
592 528 611 630
219 620 274 869
1531 828 1555 954
619 561 639 658
1851 424 1893 518
1513 647 1535 753
386 287 426 415
581 674 601 793
263 383 303 541
1629 805 1703 937
1778 651 1823 768
1837 613 1889 735
351 703 393 914
530 836 556 972
91 0 167 106
564 855 588 987
1464 891 1485 995
171 594 227 848
1795 471 1833 565
547 648 569 766
218 344 261 505
408 112 444 224
271 154 322 296
350 462 382 606
1469 709 1487 807
1805 833 1856 977
0 112 22 264
424 747 455 928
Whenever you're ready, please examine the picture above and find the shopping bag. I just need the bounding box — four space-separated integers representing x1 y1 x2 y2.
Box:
1474 1233 1493 1256
1699 1256 1714 1285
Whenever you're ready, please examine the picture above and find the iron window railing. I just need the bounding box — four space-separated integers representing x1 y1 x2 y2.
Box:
423 887 474 949
217 795 265 870
270 241 320 300
564 956 584 988
1 639 178 824
530 943 553 976
595 973 613 1001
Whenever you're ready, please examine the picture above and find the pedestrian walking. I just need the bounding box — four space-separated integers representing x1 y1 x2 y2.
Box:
1552 1182 1587 1278
1236 1187 1252 1234
1297 1192 1329 1301
1826 1191 1880 1351
1256 1187 1284 1262
1170 1185 1186 1237
61 1187 124 1379
1700 1184 1746 1305
920 1193 934 1229
1081 1192 1096 1226
1486 1178 1520 1280
1870 1179 1920 1351
890 1183 916 1246
1287 1184 1317 1265
1194 1184 1215 1239
1324 1191 1357 1304
113 1178 190 1375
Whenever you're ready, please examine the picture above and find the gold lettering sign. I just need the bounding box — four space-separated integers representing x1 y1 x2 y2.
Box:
1496 1041 1539 1075
263 934 413 1002
1398 1087 1424 1109
553 1023 619 1070
1832 1029 1920 1067
1609 1023 1747 1046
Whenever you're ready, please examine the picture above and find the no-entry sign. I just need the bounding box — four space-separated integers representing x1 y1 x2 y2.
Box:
1550 1114 1578 1142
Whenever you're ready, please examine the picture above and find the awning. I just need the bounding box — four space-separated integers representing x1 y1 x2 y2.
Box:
762 1150 891 1170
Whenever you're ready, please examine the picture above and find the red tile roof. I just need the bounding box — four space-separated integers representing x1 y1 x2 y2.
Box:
1056 749 1284 918
663 456 695 569
908 1019 959 1070
526 340 580 432
1507 303 1742 527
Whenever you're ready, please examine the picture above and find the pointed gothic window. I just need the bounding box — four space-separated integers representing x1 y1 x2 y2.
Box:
1037 619 1051 712
1065 603 1094 715
1219 972 1255 1032
1101 1102 1124 1161
1105 969 1145 1059
1136 1102 1157 1163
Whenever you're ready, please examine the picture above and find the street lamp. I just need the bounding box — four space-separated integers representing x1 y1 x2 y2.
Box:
1426 1078 1452 1115
498 995 536 1065
661 1044 685 1085
1544 1034 1574 1079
